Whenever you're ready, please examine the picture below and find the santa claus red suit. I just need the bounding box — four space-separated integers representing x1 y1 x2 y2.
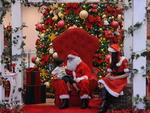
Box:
52 51 92 109
97 44 129 113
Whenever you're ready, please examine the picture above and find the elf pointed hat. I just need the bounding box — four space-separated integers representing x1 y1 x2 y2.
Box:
108 44 120 52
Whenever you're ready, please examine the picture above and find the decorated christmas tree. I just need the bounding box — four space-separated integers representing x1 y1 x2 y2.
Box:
35 2 124 83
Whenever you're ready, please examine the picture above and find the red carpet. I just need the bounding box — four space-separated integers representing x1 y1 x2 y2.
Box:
23 105 98 113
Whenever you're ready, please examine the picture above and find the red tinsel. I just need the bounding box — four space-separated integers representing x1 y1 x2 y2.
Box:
65 3 81 15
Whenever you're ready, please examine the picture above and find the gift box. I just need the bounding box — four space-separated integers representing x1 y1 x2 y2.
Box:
24 84 46 104
25 68 41 85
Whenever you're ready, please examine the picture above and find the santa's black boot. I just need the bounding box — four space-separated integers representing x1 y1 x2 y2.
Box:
81 99 88 109
59 99 68 109
97 88 109 113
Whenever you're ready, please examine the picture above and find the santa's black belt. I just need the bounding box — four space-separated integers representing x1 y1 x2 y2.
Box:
112 72 125 75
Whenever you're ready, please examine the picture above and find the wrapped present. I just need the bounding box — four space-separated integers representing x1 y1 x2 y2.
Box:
25 67 41 85
24 85 46 104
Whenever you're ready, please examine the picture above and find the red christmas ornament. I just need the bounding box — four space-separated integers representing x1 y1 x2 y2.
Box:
92 4 98 9
35 39 40 45
36 24 43 31
57 20 65 28
92 9 98 13
31 56 36 63
111 21 119 29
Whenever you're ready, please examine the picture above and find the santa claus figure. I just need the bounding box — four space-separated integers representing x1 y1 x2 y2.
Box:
97 44 129 113
53 51 92 109
66 51 92 108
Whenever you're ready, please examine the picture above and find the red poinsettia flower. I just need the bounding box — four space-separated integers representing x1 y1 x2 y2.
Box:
45 17 53 25
40 54 50 65
106 7 117 17
104 30 114 39
93 53 103 64
88 15 96 23
96 15 103 27
65 3 81 15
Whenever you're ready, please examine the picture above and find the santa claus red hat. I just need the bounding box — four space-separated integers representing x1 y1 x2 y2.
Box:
67 51 80 59
108 44 120 52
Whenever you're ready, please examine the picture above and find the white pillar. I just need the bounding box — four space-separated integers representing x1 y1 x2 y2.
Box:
132 0 147 109
124 0 133 60
0 0 4 103
11 0 23 105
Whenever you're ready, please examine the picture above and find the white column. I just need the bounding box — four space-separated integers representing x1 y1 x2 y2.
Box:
0 0 4 103
132 0 147 109
124 0 133 60
11 0 23 105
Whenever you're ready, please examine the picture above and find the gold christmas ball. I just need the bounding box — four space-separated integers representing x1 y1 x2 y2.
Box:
118 14 122 22
99 28 102 31
40 33 45 38
58 12 64 18
79 10 88 19
50 10 53 14
53 3 58 9
44 82 50 88
102 14 106 18
61 4 64 7
46 29 49 32
35 57 40 64
52 15 58 21
103 38 106 41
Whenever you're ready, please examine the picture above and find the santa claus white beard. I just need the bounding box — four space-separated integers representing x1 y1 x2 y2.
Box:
66 57 82 71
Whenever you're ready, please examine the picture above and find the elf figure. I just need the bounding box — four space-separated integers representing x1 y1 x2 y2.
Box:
97 44 129 113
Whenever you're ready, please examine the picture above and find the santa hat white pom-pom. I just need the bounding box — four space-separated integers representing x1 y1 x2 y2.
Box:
53 52 58 58
49 48 54 54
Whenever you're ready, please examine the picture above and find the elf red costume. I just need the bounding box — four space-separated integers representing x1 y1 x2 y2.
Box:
52 51 92 109
97 44 129 113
